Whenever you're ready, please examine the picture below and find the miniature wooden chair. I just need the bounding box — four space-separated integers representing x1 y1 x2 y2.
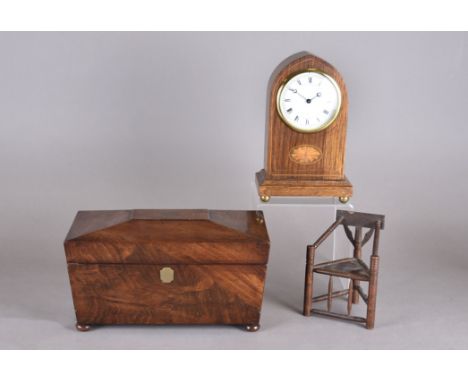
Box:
303 210 385 329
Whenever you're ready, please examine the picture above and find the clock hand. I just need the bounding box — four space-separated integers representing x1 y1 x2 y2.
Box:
290 88 322 103
306 92 322 104
289 88 308 101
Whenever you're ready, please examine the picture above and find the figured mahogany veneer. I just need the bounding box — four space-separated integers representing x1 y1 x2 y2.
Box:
64 209 270 331
256 53 353 199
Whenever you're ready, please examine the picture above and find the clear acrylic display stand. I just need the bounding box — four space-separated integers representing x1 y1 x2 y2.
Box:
249 182 355 295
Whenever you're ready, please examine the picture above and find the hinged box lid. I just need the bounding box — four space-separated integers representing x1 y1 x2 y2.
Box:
64 209 270 265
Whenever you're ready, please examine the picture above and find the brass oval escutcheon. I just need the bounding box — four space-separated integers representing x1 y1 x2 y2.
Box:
160 267 174 283
289 145 322 165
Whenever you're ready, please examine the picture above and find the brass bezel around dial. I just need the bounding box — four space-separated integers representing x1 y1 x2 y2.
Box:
276 69 342 133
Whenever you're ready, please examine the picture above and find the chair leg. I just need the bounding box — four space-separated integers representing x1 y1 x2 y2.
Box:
366 255 380 329
353 280 360 304
303 246 315 316
347 279 353 315
327 276 333 312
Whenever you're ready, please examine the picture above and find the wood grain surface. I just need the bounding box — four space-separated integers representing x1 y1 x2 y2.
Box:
68 264 266 325
256 169 352 197
256 53 353 198
64 209 270 328
266 53 348 179
65 210 270 264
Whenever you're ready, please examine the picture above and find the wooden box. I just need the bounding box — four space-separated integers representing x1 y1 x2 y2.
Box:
64 209 270 332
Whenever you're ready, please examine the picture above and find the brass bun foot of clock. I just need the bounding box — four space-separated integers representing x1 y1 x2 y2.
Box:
260 195 271 203
256 169 352 202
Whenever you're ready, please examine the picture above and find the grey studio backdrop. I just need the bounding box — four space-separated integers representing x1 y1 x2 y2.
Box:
0 32 467 349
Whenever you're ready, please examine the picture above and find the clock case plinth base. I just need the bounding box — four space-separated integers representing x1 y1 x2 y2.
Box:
255 169 352 198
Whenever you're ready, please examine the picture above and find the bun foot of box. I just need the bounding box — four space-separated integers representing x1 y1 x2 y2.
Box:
245 324 260 332
76 323 91 332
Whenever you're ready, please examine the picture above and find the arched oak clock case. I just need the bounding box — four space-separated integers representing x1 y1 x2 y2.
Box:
256 53 353 202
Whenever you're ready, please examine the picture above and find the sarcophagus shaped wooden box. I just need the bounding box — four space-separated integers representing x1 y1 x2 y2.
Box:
64 209 270 332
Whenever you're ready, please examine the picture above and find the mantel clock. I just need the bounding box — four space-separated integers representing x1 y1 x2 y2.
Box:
256 53 353 203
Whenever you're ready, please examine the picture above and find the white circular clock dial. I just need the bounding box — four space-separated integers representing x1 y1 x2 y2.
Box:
277 71 341 132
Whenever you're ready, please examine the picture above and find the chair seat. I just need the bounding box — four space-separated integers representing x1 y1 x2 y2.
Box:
313 257 370 281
